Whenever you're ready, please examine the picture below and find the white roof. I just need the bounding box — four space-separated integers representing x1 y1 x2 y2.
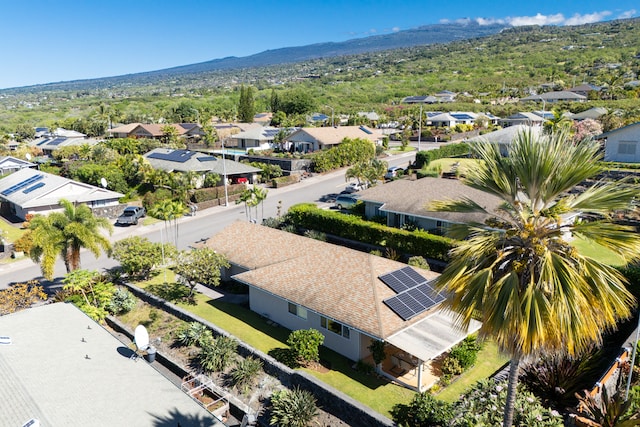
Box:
0 303 223 427
386 310 482 361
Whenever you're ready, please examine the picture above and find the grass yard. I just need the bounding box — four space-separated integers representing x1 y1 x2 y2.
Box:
435 340 508 403
428 158 481 176
0 218 26 245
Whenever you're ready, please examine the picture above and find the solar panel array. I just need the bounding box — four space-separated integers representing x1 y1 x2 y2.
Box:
23 182 45 194
451 113 474 120
380 266 445 321
262 129 280 137
48 137 67 146
197 156 218 162
148 150 196 163
359 126 373 134
37 139 50 146
1 174 44 196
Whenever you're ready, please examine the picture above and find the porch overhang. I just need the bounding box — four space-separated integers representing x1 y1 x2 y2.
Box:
386 310 482 362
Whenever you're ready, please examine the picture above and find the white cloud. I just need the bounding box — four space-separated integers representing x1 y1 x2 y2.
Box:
475 17 505 26
391 26 400 32
507 13 565 26
439 18 450 24
565 11 611 25
455 18 472 25
618 9 637 19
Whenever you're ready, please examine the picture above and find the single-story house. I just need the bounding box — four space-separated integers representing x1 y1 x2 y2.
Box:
434 90 457 102
0 168 123 220
402 95 440 104
0 156 37 175
521 91 587 103
284 126 384 152
204 221 480 392
0 302 223 426
466 124 542 156
143 148 260 185
565 107 608 121
499 112 546 127
567 83 601 98
357 178 503 233
598 122 640 163
29 136 101 156
227 126 281 151
107 123 204 141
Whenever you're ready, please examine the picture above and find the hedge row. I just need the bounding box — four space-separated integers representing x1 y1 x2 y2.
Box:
415 142 470 168
192 184 246 203
287 204 454 261
272 175 300 188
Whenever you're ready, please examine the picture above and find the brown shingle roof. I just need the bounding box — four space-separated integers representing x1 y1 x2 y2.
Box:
358 178 502 224
205 222 440 339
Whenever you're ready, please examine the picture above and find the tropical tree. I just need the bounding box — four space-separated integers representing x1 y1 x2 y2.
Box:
174 248 229 297
148 199 187 247
29 199 113 279
430 129 640 426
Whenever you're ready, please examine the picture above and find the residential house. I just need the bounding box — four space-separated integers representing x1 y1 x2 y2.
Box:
107 123 204 141
285 126 384 152
204 221 480 392
0 156 37 175
499 112 546 127
598 122 640 163
401 95 440 104
521 91 587 103
227 126 281 151
357 178 502 233
0 168 123 220
143 148 260 185
568 83 601 98
253 112 273 125
0 303 224 426
565 107 608 121
466 125 542 156
29 127 101 157
434 90 457 102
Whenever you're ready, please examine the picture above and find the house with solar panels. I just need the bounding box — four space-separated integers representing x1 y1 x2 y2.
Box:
203 221 480 392
143 148 260 185
0 168 123 220
107 123 205 141
284 125 384 152
401 95 440 104
29 127 101 157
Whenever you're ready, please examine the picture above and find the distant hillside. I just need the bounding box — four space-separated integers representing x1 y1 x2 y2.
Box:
1 21 506 93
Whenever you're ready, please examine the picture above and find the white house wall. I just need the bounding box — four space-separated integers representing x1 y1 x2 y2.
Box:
248 287 362 361
604 126 640 162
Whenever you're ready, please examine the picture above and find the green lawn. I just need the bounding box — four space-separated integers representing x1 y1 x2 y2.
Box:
428 158 482 175
0 218 26 245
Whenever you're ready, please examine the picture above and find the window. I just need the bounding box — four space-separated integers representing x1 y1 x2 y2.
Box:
618 142 637 155
288 302 307 319
320 316 350 338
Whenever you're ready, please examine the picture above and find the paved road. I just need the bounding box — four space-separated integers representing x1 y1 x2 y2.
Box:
0 150 420 290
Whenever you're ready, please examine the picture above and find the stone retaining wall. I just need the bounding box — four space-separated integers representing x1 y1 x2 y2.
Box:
120 282 394 427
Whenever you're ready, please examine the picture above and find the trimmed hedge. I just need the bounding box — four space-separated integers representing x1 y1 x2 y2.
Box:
192 184 246 203
272 175 300 188
287 204 454 261
415 142 470 169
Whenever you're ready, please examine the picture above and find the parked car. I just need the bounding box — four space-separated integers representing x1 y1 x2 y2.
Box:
344 182 367 193
385 166 404 180
116 206 146 226
335 194 361 210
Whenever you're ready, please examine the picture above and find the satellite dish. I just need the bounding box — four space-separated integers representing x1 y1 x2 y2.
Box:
100 177 108 188
25 153 32 161
134 325 149 351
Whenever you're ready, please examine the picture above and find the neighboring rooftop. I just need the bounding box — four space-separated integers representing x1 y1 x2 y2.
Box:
0 303 223 427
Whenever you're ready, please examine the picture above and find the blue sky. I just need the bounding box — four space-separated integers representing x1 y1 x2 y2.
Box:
0 1 637 89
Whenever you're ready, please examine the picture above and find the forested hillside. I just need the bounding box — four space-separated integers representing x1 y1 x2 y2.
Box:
0 18 638 136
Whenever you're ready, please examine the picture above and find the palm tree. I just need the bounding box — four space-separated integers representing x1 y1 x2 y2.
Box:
430 129 640 427
29 199 113 279
148 199 187 247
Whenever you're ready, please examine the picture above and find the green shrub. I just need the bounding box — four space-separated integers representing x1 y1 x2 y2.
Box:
198 336 238 373
107 287 137 315
287 329 324 364
231 357 263 393
449 336 482 370
355 360 375 375
391 392 454 427
408 256 431 270
272 174 299 188
441 356 464 377
176 322 213 347
415 142 469 168
269 387 319 427
287 203 454 261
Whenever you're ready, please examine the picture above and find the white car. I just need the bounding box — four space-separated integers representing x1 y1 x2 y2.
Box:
344 182 366 193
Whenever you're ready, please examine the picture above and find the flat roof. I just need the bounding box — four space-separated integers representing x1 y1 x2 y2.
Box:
0 303 223 427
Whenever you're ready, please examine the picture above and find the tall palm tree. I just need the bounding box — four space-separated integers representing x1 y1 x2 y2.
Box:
430 129 640 427
148 199 187 247
29 199 113 279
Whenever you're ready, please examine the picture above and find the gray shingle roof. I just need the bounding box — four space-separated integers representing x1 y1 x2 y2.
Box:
144 148 260 175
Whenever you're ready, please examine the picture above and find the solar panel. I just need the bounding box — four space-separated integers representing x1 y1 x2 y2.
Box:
383 281 445 321
23 182 45 194
1 174 44 196
48 137 67 146
37 139 50 146
197 156 218 162
148 150 196 163
263 129 280 137
359 126 373 134
379 266 426 293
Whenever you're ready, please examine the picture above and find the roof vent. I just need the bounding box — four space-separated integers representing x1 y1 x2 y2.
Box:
0 336 12 345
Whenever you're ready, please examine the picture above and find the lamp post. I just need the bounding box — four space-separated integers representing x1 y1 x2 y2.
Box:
418 103 423 152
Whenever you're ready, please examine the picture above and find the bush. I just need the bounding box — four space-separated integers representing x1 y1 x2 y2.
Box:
107 287 136 315
287 329 324 364
272 174 299 188
415 142 470 168
287 203 454 261
176 322 213 347
408 256 430 270
269 387 319 427
198 336 238 373
391 392 454 427
448 336 482 370
441 357 464 377
231 357 263 393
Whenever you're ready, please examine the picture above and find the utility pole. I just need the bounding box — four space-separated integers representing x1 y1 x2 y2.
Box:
418 103 423 152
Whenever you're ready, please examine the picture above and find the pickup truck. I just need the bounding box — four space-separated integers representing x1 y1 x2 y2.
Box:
116 206 146 226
